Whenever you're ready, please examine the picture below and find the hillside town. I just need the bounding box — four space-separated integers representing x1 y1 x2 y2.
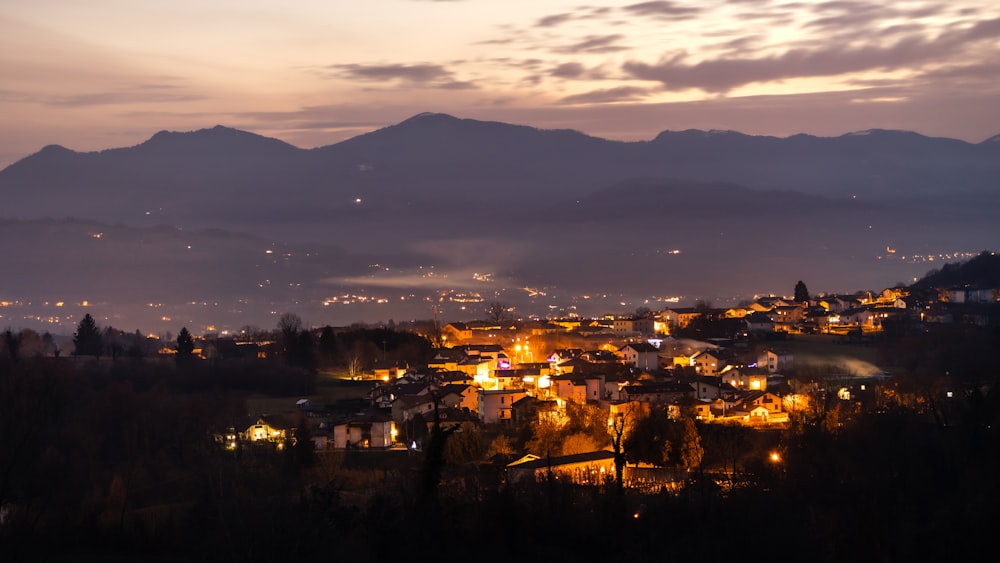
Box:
220 274 1000 489
5 256 999 562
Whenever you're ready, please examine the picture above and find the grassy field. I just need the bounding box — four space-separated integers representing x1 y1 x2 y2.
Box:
246 377 375 417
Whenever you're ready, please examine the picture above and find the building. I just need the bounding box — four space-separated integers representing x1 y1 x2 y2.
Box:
478 389 529 423
620 342 660 370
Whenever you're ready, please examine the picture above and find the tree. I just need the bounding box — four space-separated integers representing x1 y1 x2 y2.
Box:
624 408 673 467
72 313 104 358
561 433 602 456
2 329 20 361
563 400 612 449
676 418 704 471
175 327 195 362
486 434 515 463
277 312 303 351
526 417 564 458
794 280 810 303
41 331 60 357
318 325 338 365
417 401 459 513
484 301 512 326
444 422 486 465
609 408 636 494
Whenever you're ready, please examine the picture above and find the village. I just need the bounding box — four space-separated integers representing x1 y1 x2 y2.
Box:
224 279 997 489
4 261 998 561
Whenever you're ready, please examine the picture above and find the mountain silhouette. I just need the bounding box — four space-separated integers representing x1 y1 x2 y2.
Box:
0 113 997 331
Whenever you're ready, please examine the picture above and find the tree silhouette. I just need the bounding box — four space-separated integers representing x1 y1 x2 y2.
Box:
794 280 810 303
625 408 673 467
175 327 195 362
277 312 303 353
72 313 103 358
484 301 512 326
610 407 635 495
2 330 20 362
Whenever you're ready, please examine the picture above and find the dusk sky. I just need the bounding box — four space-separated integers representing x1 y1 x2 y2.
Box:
2 0 999 169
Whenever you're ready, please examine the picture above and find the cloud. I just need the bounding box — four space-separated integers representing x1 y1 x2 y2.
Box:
622 19 1000 92
560 86 651 104
326 63 477 89
329 63 446 82
553 34 629 54
915 60 1000 83
622 1 701 19
536 13 574 28
803 2 949 36
550 62 586 78
45 89 205 108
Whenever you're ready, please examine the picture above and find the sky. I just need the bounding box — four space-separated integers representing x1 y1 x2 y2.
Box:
2 0 999 169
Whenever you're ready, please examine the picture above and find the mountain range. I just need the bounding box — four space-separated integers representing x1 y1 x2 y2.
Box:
1 113 998 334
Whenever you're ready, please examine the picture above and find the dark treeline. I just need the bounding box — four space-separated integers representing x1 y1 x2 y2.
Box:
1 322 999 562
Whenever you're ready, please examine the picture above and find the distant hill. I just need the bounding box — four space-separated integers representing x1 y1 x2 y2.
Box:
0 113 998 332
911 251 1000 290
2 112 998 234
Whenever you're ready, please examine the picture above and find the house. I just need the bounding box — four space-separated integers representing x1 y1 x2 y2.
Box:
723 367 769 390
691 350 724 376
620 342 660 370
244 415 291 443
478 389 529 424
743 312 775 334
742 391 783 412
769 305 805 323
422 407 480 433
757 349 793 374
661 307 702 329
554 357 602 376
511 396 561 425
506 450 617 485
613 316 655 336
581 349 620 364
526 321 564 336
724 307 750 318
441 322 473 342
548 374 588 403
689 376 729 401
692 401 715 421
548 374 605 403
734 392 789 425
547 348 583 366
491 369 525 391
391 394 436 421
459 358 494 386
332 412 396 449
441 383 479 412
621 381 694 404
427 348 465 371
372 361 406 381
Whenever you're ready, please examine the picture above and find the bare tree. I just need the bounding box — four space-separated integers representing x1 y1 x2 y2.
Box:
277 312 303 345
484 301 512 326
346 341 365 377
609 403 640 495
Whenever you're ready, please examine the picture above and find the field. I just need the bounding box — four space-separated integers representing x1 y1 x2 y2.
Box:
246 377 374 417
